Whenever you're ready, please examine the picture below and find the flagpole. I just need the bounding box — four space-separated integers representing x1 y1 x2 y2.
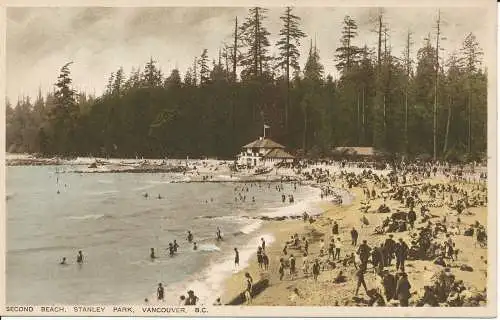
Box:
263 124 266 138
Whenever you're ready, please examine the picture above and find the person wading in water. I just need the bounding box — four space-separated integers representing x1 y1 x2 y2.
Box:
234 248 240 269
157 283 164 301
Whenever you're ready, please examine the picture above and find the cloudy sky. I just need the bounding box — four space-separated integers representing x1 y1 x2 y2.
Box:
6 5 492 102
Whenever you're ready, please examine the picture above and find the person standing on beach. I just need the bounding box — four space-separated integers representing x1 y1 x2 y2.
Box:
261 238 266 252
279 258 285 280
395 238 409 272
289 254 296 279
396 273 411 306
312 259 320 281
328 241 335 260
257 247 263 269
381 270 397 302
373 243 385 274
244 272 253 304
384 235 396 266
351 227 359 246
262 252 269 270
357 240 371 270
302 253 309 275
157 283 164 301
335 238 342 260
332 221 339 235
355 267 368 297
234 248 240 268
319 239 325 255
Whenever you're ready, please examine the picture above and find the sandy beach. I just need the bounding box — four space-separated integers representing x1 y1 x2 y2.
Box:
219 169 488 307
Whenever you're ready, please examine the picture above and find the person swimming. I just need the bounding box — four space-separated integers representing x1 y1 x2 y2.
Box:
216 227 223 241
150 248 157 260
143 193 149 198
60 257 67 265
193 242 198 250
157 194 162 199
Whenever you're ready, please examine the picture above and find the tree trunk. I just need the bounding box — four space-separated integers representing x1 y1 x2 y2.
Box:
285 9 290 141
303 105 307 153
233 17 238 81
362 87 365 145
443 95 452 155
378 14 382 70
405 87 408 153
357 92 360 145
467 90 472 154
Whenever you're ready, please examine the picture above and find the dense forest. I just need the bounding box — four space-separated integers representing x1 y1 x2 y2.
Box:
6 8 487 161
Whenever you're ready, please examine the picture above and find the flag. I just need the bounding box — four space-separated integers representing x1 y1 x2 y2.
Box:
264 124 270 129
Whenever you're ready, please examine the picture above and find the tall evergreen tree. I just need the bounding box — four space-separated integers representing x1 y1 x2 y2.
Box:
113 67 125 96
276 6 306 138
303 40 324 83
165 68 182 88
143 58 163 88
198 49 210 85
460 32 484 155
335 15 362 74
239 7 271 80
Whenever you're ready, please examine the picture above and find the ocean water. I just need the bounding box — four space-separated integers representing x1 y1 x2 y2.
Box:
6 165 320 305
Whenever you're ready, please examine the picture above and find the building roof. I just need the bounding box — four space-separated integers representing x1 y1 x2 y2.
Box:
243 138 285 149
333 147 375 156
263 148 295 159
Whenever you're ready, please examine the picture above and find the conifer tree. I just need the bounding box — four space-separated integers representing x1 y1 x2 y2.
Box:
239 7 271 80
276 6 306 137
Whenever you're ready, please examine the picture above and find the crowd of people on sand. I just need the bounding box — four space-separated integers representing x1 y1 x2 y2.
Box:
230 159 487 307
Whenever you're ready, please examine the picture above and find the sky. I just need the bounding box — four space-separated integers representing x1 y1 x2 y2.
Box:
6 6 491 102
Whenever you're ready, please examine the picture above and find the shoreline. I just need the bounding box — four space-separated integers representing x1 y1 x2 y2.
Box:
137 180 325 306
217 175 488 307
218 179 354 306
